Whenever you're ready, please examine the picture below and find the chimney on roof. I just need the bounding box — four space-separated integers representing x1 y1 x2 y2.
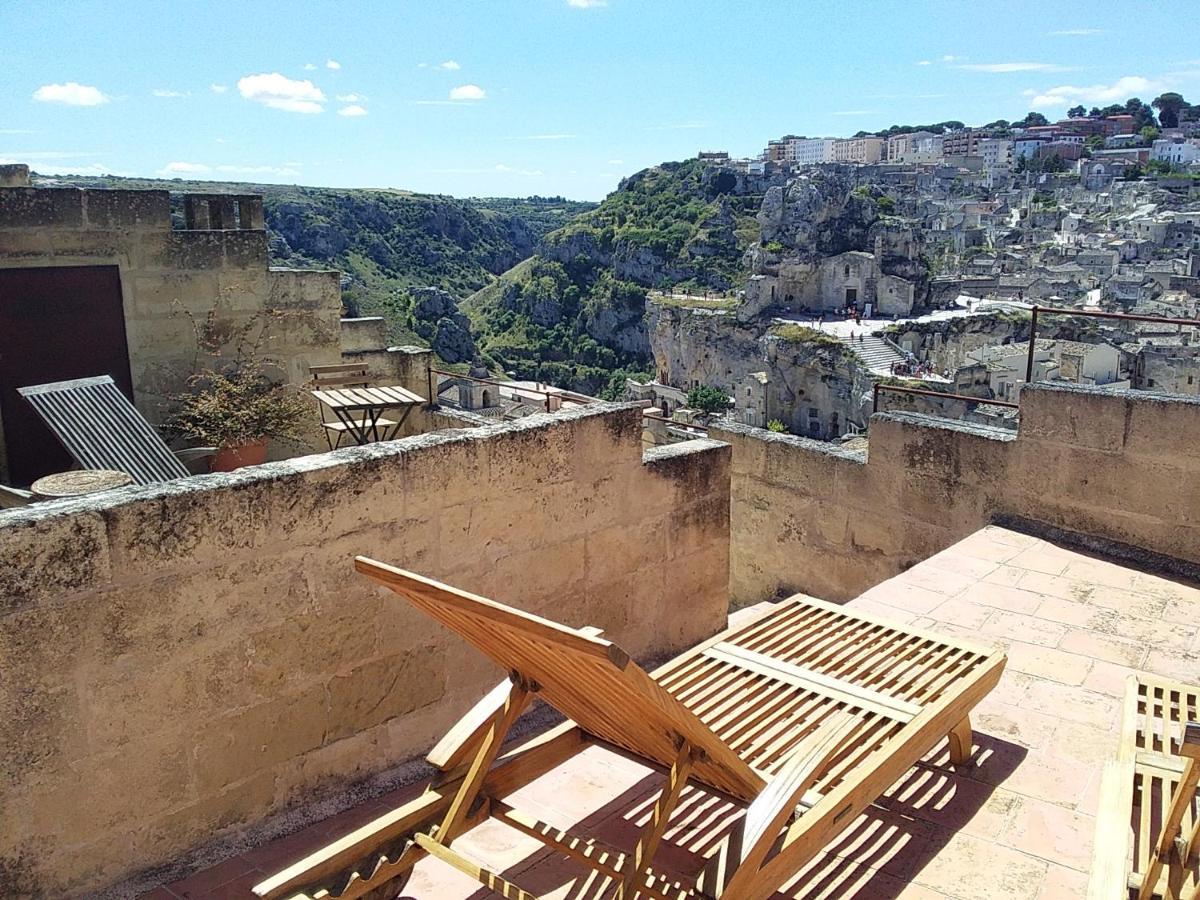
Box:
0 164 32 188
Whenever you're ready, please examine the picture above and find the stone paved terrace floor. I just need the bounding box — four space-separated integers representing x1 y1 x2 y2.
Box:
141 525 1200 900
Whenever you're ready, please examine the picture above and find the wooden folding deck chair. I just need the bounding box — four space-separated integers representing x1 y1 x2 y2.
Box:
309 364 401 450
254 560 1006 900
1088 673 1199 900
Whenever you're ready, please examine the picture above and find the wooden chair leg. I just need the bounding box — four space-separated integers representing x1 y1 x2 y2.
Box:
947 716 973 765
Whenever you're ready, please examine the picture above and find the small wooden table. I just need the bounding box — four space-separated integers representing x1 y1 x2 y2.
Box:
31 469 133 499
310 385 425 446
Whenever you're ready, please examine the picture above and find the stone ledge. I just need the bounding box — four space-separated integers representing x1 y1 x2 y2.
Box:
0 403 647 529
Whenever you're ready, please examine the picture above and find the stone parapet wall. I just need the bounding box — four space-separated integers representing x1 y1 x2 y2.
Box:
712 383 1200 605
0 403 730 897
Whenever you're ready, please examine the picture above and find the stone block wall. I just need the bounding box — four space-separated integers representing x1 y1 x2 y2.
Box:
0 403 730 897
712 383 1200 605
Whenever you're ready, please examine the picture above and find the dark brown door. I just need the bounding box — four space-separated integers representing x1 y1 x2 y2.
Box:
0 266 134 485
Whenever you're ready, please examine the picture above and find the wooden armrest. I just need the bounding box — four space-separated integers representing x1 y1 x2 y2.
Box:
699 712 857 896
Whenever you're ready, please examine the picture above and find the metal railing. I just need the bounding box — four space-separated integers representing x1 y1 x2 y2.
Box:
1025 305 1200 382
872 383 1019 414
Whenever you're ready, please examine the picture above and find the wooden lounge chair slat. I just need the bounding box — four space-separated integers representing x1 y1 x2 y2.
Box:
356 558 764 801
427 625 606 772
703 642 921 722
489 800 699 900
413 832 541 900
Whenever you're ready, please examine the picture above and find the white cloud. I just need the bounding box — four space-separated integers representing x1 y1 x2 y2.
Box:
1029 75 1160 108
942 55 964 63
326 59 341 70
336 93 364 102
152 89 189 98
916 60 931 66
210 84 228 94
338 105 368 117
449 84 486 101
954 62 1065 73
438 60 461 70
303 63 317 71
607 159 623 165
237 73 326 113
567 0 606 6
0 129 37 135
417 62 429 69
1049 28 1103 36
32 82 109 106
158 161 210 176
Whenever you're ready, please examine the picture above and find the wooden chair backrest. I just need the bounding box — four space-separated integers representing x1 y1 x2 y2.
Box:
356 558 765 801
309 363 371 389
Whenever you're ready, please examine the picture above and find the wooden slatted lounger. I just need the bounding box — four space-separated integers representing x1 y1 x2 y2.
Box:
253 559 1007 900
1088 673 1199 900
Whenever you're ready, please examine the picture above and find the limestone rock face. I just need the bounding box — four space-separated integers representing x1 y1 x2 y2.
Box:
431 315 476 363
758 168 878 257
271 202 350 259
585 301 650 357
409 286 478 363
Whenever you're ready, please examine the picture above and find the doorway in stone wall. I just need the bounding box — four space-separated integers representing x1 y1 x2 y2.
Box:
0 265 133 485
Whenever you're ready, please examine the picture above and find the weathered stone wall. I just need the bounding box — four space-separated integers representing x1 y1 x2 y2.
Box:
712 383 1200 605
0 187 343 474
0 403 730 898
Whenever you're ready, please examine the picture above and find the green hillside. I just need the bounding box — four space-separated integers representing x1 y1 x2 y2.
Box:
463 158 761 395
31 173 592 346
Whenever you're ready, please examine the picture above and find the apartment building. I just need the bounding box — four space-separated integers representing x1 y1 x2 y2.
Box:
832 136 885 164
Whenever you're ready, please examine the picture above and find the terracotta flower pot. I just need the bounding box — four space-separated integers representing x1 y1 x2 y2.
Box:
210 439 269 472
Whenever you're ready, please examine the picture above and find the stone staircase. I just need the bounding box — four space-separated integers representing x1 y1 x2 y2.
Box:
836 332 908 375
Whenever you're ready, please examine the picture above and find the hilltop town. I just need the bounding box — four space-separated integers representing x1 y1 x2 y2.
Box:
608 97 1200 443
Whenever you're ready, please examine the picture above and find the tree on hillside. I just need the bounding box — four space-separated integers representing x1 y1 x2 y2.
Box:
1067 105 1087 119
1141 125 1160 144
687 384 730 415
1125 98 1156 130
1153 92 1188 129
1014 111 1049 128
1088 107 1103 118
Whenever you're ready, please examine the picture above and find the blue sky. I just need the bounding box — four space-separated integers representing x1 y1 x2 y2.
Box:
2 0 1198 200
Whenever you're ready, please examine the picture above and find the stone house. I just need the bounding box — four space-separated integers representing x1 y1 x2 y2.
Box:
0 167 342 485
1074 248 1120 278
1130 335 1200 394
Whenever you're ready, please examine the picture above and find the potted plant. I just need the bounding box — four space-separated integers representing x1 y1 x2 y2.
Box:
163 301 310 472
165 360 310 471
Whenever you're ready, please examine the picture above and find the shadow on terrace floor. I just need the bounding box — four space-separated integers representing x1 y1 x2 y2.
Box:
384 731 1027 900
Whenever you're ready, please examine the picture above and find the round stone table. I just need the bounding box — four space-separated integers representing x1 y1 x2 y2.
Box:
30 469 133 499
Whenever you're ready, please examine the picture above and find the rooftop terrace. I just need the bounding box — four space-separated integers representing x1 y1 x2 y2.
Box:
136 525 1200 900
